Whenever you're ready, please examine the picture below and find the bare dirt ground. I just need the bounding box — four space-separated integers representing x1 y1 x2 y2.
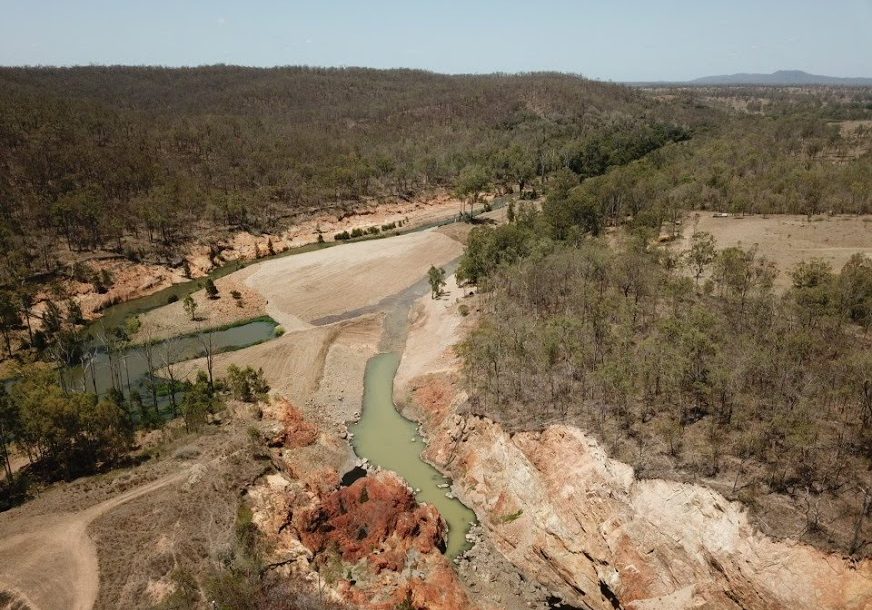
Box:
0 408 271 610
140 228 464 340
94 191 466 319
245 230 462 329
681 212 872 289
133 268 267 342
185 191 468 276
0 471 189 610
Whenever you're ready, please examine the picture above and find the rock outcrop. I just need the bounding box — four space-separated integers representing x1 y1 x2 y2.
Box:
298 474 448 567
248 347 474 610
297 472 472 610
420 384 872 610
396 272 872 610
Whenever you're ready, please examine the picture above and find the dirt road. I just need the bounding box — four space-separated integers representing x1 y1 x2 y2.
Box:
0 471 189 610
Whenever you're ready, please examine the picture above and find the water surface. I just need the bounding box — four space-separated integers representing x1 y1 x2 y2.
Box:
68 319 278 406
351 352 476 558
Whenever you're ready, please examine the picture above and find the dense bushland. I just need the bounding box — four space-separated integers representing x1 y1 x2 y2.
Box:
459 196 872 555
1 69 869 369
0 67 668 276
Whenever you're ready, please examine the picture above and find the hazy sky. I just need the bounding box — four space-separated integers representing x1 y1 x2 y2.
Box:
1 0 871 81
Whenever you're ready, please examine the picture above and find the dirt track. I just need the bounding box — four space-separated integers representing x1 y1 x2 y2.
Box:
0 470 190 610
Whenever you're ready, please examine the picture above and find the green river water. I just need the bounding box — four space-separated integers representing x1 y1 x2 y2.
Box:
352 352 476 559
81 211 490 558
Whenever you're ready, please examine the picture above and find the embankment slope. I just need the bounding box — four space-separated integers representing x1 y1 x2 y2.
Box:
396 273 872 610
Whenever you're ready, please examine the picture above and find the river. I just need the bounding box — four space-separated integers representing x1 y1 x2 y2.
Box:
67 318 278 412
351 352 476 558
85 216 486 557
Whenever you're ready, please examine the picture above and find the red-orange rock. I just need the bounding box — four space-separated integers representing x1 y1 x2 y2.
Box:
297 471 475 610
298 471 446 567
272 398 318 448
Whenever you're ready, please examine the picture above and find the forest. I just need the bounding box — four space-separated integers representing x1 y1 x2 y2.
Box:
1 68 869 291
0 67 665 274
458 170 872 557
2 68 872 546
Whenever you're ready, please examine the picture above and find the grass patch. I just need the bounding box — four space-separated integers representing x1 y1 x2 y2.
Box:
130 315 278 347
498 509 523 523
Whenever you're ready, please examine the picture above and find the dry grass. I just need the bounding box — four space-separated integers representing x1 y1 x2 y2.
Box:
681 212 872 290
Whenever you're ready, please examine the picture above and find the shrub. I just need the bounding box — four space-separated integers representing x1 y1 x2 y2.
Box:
125 315 141 336
225 365 270 403
167 294 179 304
334 230 351 241
204 278 220 299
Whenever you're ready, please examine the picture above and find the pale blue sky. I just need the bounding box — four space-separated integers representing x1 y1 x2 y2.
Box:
1 1 870 81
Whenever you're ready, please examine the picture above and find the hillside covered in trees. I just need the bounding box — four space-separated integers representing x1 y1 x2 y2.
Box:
461 222 872 552
0 67 685 274
1 69 869 287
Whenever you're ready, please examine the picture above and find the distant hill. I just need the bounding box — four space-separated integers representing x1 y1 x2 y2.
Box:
689 70 872 86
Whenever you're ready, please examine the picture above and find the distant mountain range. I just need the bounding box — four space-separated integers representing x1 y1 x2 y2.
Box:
629 70 872 87
690 70 872 86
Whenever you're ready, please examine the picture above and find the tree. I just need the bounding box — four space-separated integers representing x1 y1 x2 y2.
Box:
204 278 220 299
16 286 36 346
66 298 85 326
0 292 19 357
454 165 490 217
161 337 183 417
225 365 269 402
198 328 216 389
42 300 64 338
182 371 219 432
183 295 198 321
428 266 446 299
139 330 161 420
790 259 835 323
11 366 132 479
838 254 872 332
685 231 717 286
543 184 601 240
0 386 20 483
712 246 775 313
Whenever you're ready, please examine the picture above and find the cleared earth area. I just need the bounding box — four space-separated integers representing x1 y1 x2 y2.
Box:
246 229 463 329
0 227 465 610
682 213 872 289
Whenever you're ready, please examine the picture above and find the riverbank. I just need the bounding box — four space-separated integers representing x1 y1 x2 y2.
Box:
158 224 542 609
395 271 872 610
89 190 474 327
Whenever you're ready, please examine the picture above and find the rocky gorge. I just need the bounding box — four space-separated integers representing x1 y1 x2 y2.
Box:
394 274 872 610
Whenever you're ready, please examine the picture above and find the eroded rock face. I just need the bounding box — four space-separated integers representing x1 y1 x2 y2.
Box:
298 473 447 567
296 471 473 610
392 278 872 610
426 403 872 610
270 397 319 449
